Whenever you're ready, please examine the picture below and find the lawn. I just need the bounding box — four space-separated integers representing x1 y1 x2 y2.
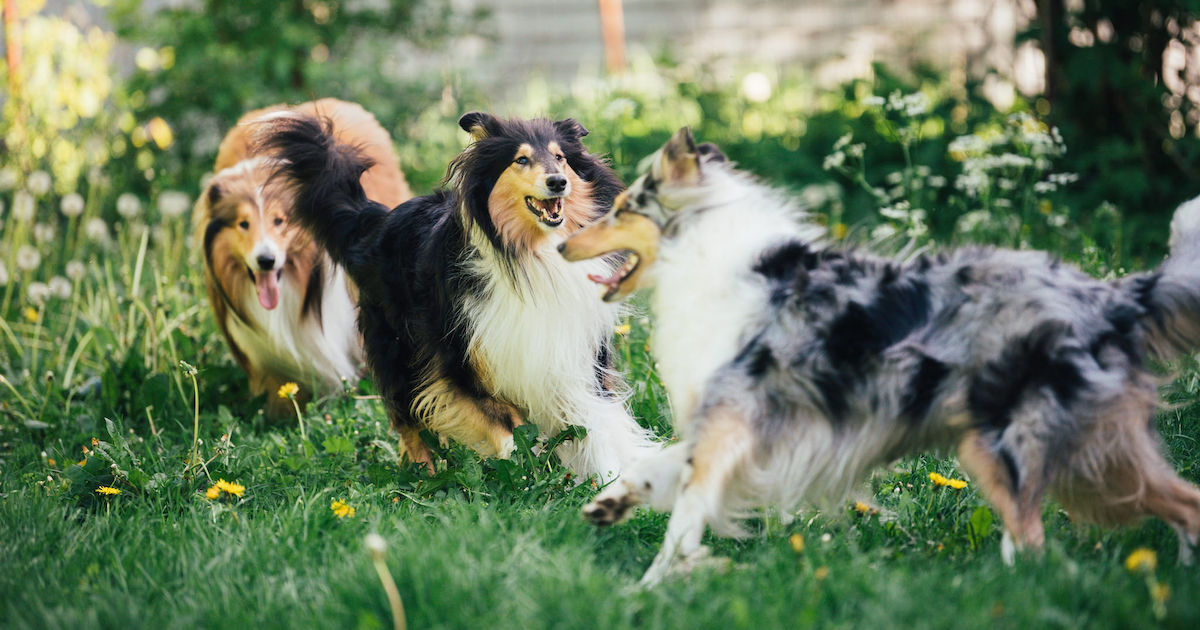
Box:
1 244 1199 628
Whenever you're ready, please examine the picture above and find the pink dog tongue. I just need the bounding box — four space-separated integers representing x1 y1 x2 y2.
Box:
256 271 280 310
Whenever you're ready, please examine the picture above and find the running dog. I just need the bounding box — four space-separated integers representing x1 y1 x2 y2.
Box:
196 98 411 415
561 128 1200 584
259 112 658 480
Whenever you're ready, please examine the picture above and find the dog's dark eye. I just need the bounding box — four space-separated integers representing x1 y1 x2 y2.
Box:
239 221 249 230
555 154 564 161
274 217 284 226
515 156 530 166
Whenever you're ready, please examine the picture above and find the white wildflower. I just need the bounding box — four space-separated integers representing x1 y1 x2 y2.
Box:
60 193 85 217
0 167 18 191
955 171 988 198
48 276 71 299
948 134 987 158
16 245 41 271
27 281 50 304
66 260 86 281
871 223 898 240
27 170 51 196
116 193 142 219
928 175 947 188
957 209 992 233
997 178 1015 191
157 190 191 218
1033 181 1057 194
845 143 865 158
740 71 772 103
994 198 1013 208
1049 172 1079 186
833 133 853 151
85 218 109 244
34 223 55 244
886 171 905 185
13 190 35 221
863 95 885 107
822 151 846 171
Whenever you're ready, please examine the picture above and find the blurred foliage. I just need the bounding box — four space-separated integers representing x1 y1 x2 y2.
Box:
1026 0 1200 260
108 0 484 195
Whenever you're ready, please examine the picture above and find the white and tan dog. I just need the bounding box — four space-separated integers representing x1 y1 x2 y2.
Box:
195 98 412 414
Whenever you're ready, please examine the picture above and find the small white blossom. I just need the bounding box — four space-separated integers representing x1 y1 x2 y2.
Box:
157 190 191 218
66 260 86 281
16 245 41 271
27 281 50 304
365 533 387 557
0 167 18 191
60 193 85 217
863 95 885 107
928 175 947 188
833 133 853 151
845 143 865 158
1034 181 1057 194
48 276 71 299
13 190 35 221
33 223 55 244
85 218 109 244
822 151 845 171
27 171 51 196
116 193 142 219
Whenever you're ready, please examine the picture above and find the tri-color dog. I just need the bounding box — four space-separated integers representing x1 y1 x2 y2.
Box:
562 128 1200 584
195 98 411 415
259 112 658 480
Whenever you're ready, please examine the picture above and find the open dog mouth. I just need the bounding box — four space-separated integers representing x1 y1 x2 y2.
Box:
246 266 285 310
525 196 565 227
586 250 640 301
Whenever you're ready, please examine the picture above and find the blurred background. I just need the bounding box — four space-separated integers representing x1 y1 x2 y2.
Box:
4 0 1200 408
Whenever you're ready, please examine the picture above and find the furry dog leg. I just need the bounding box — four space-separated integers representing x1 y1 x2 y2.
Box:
412 377 522 460
584 442 690 525
640 407 755 586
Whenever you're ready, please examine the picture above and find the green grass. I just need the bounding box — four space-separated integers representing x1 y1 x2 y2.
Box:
2 243 1200 629
2 151 1199 629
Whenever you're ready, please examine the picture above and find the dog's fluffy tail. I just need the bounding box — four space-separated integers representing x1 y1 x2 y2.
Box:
256 112 390 269
1134 195 1200 362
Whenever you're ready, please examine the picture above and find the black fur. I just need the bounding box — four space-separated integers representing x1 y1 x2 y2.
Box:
259 113 622 433
900 355 950 422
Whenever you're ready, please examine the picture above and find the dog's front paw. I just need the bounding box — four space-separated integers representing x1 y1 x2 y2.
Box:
583 481 638 526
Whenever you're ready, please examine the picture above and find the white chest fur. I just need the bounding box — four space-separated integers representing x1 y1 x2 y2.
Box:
464 236 623 432
227 263 361 391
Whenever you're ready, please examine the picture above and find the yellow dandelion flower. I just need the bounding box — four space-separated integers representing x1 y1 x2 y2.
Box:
929 472 968 489
23 307 38 323
1039 199 1053 216
96 486 120 495
832 222 848 240
215 479 245 497
1125 547 1157 574
47 457 55 467
205 485 221 500
278 382 299 399
789 533 805 553
331 499 356 519
614 322 632 336
814 566 829 580
853 501 878 515
76 458 87 467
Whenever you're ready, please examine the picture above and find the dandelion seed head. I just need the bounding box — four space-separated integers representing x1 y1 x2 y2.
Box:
13 191 35 222
740 71 772 103
0 167 18 191
27 171 51 196
158 190 191 218
116 193 142 219
60 193 85 217
365 533 387 556
16 245 41 271
85 218 109 244
49 276 71 299
66 260 85 281
33 222 55 244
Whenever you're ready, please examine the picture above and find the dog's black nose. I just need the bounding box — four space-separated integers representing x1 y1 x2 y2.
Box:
556 242 566 253
256 253 276 270
546 174 568 194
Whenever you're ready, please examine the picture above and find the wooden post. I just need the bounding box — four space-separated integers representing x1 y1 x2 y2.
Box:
3 0 21 99
598 0 626 75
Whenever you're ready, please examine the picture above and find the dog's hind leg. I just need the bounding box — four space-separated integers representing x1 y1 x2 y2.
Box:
413 377 523 459
958 430 1047 565
584 442 690 526
640 405 756 586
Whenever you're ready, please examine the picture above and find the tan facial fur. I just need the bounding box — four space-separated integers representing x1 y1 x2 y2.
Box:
560 189 662 302
488 141 592 251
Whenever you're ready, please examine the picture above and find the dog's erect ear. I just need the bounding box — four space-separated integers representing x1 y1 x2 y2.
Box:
696 142 727 163
459 112 501 142
658 127 701 185
554 118 589 139
206 182 222 206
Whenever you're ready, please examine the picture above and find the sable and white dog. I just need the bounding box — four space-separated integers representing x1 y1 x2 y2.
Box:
561 128 1200 584
196 99 412 414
